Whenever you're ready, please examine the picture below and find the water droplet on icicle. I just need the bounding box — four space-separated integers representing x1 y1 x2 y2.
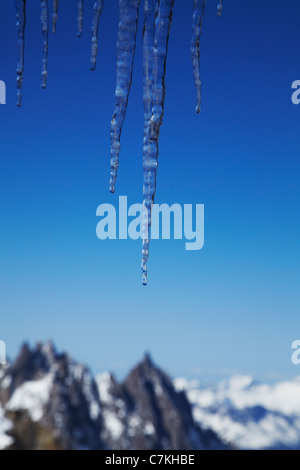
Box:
90 0 105 71
217 0 223 17
52 0 59 33
16 0 26 107
191 0 206 114
77 0 84 38
141 0 175 286
109 0 141 194
41 0 49 89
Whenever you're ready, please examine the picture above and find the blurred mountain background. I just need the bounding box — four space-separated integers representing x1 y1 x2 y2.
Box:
0 342 300 450
0 342 226 450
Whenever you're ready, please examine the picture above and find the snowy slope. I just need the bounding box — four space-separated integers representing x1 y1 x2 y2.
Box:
175 375 300 450
7 373 54 422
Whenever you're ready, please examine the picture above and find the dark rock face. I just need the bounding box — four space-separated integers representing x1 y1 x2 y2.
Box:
0 343 227 450
0 343 104 450
98 354 226 450
123 354 209 449
5 410 62 451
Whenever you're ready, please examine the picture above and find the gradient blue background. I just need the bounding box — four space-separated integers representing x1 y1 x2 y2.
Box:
0 0 299 381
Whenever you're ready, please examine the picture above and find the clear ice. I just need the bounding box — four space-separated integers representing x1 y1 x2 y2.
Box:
41 0 49 89
141 0 156 285
109 0 141 194
141 0 175 286
77 0 84 38
14 0 223 284
191 0 206 114
16 0 26 107
90 0 105 71
52 0 59 33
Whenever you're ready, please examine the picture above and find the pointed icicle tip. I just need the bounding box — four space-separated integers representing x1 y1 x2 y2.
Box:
142 270 148 286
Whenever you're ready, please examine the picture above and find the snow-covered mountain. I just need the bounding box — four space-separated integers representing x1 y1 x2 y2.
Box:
0 342 103 450
2 342 299 450
96 354 225 450
0 343 226 450
175 375 300 450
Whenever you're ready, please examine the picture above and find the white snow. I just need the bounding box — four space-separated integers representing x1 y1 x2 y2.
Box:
96 373 127 440
96 373 114 404
128 413 142 437
6 373 53 422
89 401 101 421
103 410 124 440
144 421 155 436
81 370 101 421
1 375 12 389
129 414 141 429
175 375 300 450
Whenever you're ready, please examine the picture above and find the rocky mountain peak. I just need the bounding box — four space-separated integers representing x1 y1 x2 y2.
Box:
0 343 227 450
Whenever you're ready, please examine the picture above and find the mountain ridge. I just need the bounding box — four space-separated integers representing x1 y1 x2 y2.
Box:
0 342 227 450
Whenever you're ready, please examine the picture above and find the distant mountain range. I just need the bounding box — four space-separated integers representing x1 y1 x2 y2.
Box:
1 342 299 450
176 375 300 450
0 343 226 450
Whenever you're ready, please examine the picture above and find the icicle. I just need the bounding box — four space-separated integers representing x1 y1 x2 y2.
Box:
90 0 105 71
141 0 156 285
141 0 175 286
191 0 206 114
217 0 223 17
109 0 141 194
77 0 84 37
41 0 49 89
52 0 59 33
16 0 26 107
143 0 156 129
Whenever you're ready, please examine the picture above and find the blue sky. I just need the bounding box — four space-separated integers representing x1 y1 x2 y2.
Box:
0 0 300 382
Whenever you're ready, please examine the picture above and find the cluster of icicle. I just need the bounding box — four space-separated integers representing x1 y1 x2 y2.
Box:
16 0 104 105
16 0 223 285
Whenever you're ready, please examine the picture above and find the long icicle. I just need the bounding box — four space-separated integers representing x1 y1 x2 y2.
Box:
16 0 26 107
191 0 206 114
109 0 141 194
52 0 59 33
141 0 156 285
77 0 84 37
90 0 105 71
141 0 175 286
217 0 223 17
41 0 49 89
